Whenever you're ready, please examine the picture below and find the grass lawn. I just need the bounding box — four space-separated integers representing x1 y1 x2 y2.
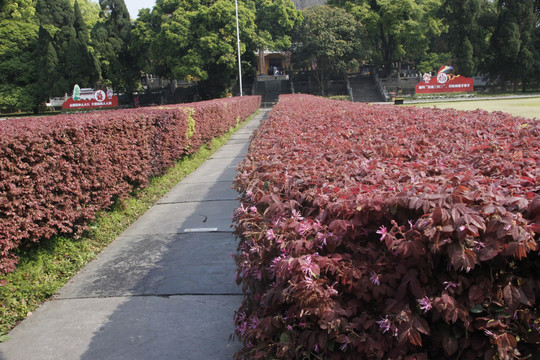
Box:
409 97 540 119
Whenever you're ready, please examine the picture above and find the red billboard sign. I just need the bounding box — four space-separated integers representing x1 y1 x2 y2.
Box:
415 66 474 94
61 86 118 110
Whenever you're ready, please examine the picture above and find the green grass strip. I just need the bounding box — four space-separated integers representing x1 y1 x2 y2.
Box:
0 110 259 339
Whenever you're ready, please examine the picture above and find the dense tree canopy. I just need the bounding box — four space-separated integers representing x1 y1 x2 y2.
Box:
131 0 259 98
1 0 539 112
328 0 445 76
0 3 37 112
292 5 364 95
92 0 136 92
250 0 302 51
488 0 537 90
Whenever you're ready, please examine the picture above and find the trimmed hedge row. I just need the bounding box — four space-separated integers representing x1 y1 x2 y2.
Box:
0 96 260 273
232 95 539 359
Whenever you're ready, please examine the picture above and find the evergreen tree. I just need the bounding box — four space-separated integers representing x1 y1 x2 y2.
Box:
31 0 101 108
132 0 258 99
0 0 38 112
34 27 59 100
34 0 75 101
292 5 364 96
67 0 100 87
489 0 536 91
92 0 137 93
441 0 490 77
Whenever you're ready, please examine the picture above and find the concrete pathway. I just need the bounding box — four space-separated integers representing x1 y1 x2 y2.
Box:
0 109 268 360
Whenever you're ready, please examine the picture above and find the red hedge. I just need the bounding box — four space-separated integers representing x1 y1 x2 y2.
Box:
233 95 539 359
0 96 260 273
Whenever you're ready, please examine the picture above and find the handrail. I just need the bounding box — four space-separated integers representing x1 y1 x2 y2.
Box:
373 70 390 102
346 75 354 101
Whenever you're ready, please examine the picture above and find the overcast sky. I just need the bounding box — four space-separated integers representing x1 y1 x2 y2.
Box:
124 0 156 19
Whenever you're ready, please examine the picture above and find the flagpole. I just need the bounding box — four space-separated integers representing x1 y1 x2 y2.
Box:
235 0 243 96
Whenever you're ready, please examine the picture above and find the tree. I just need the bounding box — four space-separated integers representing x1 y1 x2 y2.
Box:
69 0 101 31
488 0 536 91
250 0 302 51
132 0 258 99
129 8 153 72
441 0 494 77
292 5 364 96
328 0 444 76
19 0 103 110
66 0 100 87
0 3 38 112
91 0 137 93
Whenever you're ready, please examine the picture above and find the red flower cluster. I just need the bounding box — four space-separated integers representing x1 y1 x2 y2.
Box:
0 96 260 273
233 95 539 359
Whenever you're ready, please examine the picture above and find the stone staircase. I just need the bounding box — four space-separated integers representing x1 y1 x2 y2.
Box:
254 78 291 107
348 75 386 103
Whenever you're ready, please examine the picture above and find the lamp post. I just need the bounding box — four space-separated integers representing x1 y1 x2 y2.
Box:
235 0 243 96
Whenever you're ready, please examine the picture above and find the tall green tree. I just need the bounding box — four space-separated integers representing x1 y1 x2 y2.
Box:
22 0 103 110
488 0 536 91
129 8 153 72
34 0 79 101
66 0 100 87
0 1 38 112
292 5 364 96
69 0 101 31
91 0 137 92
532 0 540 88
131 0 258 99
329 0 443 76
441 0 494 77
250 0 302 51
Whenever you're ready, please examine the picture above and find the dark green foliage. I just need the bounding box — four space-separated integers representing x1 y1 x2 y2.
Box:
0 14 38 112
30 0 102 108
92 0 137 93
442 0 487 76
488 0 536 91
292 5 363 96
67 1 100 89
252 0 303 51
131 0 258 99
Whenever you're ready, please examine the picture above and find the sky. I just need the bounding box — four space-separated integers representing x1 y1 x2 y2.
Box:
124 0 156 19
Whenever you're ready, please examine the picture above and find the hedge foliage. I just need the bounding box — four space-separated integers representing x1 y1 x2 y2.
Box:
233 95 539 359
0 96 260 273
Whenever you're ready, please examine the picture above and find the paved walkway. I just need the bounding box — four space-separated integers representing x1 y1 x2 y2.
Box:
0 109 268 360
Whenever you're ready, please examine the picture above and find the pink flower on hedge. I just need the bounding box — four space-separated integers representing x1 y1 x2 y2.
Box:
417 296 432 313
340 336 350 351
316 232 328 247
248 317 260 329
370 271 381 286
300 255 318 278
376 225 388 241
443 281 457 290
376 316 392 334
291 209 304 221
266 229 276 240
296 222 307 235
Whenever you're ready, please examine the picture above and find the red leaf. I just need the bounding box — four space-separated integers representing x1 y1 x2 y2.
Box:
442 333 458 356
503 284 521 311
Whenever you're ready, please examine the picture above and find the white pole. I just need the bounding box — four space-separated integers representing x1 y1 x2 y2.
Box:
235 0 243 96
